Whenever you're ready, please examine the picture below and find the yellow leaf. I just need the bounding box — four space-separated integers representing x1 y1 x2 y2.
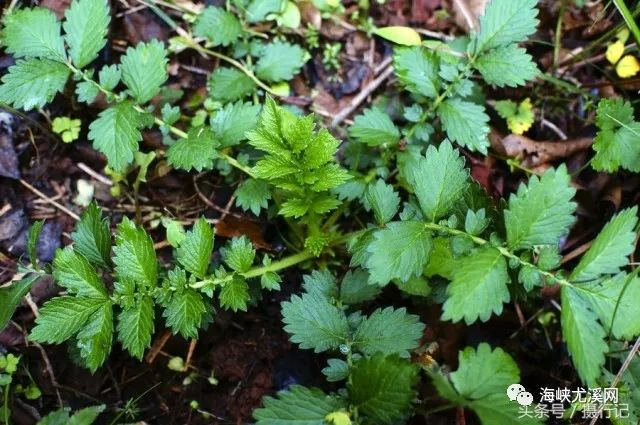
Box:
325 411 352 425
374 26 421 46
271 81 290 97
495 98 535 135
616 55 640 78
606 40 625 64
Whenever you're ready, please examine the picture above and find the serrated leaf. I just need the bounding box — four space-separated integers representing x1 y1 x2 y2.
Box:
561 285 608 387
475 44 539 87
348 108 400 147
303 270 339 300
430 343 543 425
234 179 271 215
322 358 349 382
256 41 305 82
163 288 207 339
365 179 400 224
99 65 121 91
208 67 257 102
30 297 103 344
0 275 38 330
504 165 576 250
494 98 534 135
442 246 510 324
281 292 348 352
393 47 439 98
365 221 432 286
451 343 518 398
120 40 168 103
67 405 105 425
63 0 110 68
75 81 99 103
88 101 144 172
405 140 469 221
592 98 640 173
113 217 158 287
571 207 638 282
339 269 381 304
221 236 256 273
348 354 418 424
167 127 219 172
575 273 640 341
438 99 490 153
254 385 346 425
1 8 66 60
219 276 249 312
246 0 284 22
211 101 261 147
473 0 539 53
176 217 214 279
117 296 154 359
71 202 111 268
194 6 242 47
77 303 113 372
53 247 107 298
0 59 70 111
352 307 424 357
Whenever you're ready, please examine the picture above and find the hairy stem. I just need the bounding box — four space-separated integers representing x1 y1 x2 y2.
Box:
65 63 256 178
423 222 573 287
185 40 278 96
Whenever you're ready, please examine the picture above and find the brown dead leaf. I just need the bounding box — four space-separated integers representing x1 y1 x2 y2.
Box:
490 129 593 168
215 215 271 250
41 0 71 19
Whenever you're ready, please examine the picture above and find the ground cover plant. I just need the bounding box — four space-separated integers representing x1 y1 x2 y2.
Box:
0 0 640 423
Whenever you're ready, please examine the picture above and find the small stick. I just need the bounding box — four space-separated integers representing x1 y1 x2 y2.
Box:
331 65 395 128
77 162 113 185
146 330 172 364
185 339 197 368
589 337 640 425
19 179 80 221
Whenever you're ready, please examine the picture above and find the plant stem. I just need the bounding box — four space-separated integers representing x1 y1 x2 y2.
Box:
186 41 278 96
423 222 573 287
65 63 256 178
613 0 640 48
190 249 315 289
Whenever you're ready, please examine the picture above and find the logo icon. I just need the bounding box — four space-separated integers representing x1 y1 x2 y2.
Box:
507 384 533 406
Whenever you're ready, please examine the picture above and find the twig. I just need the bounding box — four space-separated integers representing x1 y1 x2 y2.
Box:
331 65 395 127
77 162 113 185
540 117 568 140
452 0 478 31
185 339 197 368
19 179 80 221
146 330 172 364
589 336 640 425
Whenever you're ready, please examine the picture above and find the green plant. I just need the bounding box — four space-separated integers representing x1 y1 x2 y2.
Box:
591 98 640 173
350 0 540 153
36 405 104 425
254 270 423 424
0 0 306 175
51 116 81 143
